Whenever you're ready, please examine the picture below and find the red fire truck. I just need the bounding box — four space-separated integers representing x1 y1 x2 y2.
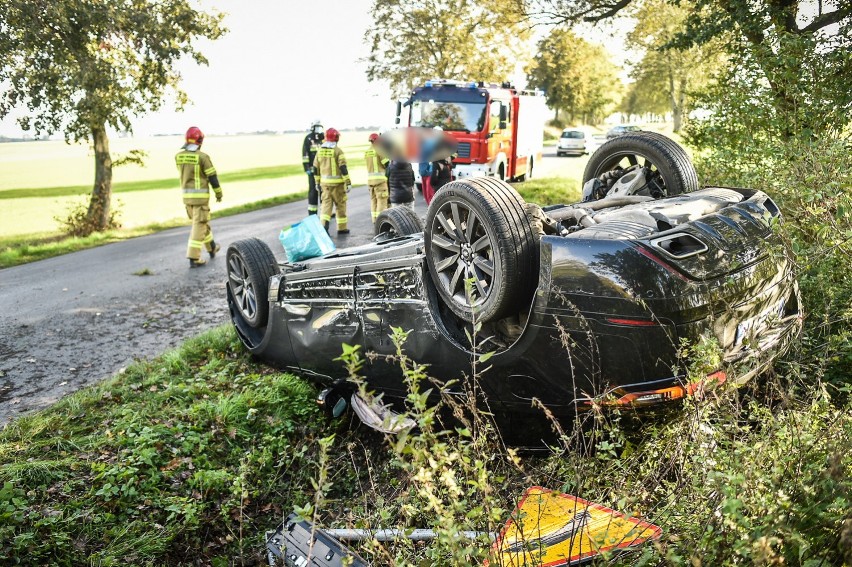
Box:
396 79 547 182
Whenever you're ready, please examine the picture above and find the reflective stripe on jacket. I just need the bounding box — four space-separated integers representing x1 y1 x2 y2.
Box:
313 143 349 185
365 147 389 185
176 149 217 202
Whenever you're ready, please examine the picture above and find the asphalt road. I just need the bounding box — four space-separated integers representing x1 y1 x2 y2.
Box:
0 185 403 424
0 152 585 424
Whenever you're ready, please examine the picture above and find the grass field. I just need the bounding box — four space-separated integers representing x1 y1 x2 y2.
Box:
0 125 654 268
0 123 678 240
0 132 370 238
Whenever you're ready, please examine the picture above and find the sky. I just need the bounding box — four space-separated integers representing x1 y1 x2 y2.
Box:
0 0 632 139
0 0 395 137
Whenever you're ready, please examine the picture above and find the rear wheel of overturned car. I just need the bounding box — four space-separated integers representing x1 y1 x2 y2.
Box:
374 206 423 237
583 132 699 197
425 177 538 323
226 238 277 328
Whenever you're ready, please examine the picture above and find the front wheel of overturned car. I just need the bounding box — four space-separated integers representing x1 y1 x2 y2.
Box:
583 131 699 198
425 177 538 323
226 238 277 329
374 206 423 237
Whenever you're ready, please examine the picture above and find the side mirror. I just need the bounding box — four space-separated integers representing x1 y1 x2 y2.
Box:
499 104 508 130
395 101 402 125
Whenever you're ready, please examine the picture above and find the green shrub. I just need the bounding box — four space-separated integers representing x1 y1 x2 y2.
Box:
54 196 123 237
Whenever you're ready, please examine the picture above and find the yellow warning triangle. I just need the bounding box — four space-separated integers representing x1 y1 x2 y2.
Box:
488 487 662 566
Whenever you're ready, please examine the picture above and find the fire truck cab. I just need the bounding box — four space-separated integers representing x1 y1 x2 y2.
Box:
398 79 547 183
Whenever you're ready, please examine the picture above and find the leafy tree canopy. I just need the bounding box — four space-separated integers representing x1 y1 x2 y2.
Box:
0 0 226 142
365 0 531 98
524 0 852 135
527 28 621 124
0 0 226 232
623 0 725 130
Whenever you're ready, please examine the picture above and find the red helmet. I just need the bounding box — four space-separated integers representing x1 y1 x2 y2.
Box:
325 128 340 142
185 126 204 145
368 132 379 143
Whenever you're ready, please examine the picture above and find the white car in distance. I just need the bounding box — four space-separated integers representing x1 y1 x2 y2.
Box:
556 129 587 156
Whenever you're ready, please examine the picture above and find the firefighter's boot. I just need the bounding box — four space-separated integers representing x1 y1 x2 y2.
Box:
209 241 220 258
189 257 208 268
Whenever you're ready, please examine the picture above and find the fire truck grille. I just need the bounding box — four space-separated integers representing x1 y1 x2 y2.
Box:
456 142 471 158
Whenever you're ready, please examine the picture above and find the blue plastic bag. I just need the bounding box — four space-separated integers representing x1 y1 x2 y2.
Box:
279 215 336 262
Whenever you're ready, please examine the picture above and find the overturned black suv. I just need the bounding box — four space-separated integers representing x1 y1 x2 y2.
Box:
226 133 801 427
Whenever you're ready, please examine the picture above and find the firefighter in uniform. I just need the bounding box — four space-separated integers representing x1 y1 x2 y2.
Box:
176 126 222 267
365 132 389 223
313 128 351 234
302 120 324 215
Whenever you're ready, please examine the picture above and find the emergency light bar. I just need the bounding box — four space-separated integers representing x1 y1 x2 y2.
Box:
422 79 481 89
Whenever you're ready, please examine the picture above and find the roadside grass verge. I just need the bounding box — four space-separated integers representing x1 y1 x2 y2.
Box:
0 191 307 269
0 326 327 564
1 323 850 565
515 175 582 204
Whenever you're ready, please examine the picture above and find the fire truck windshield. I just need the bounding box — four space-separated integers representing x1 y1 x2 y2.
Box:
410 98 486 133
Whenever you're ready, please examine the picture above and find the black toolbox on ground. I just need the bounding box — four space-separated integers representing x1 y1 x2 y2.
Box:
266 514 368 567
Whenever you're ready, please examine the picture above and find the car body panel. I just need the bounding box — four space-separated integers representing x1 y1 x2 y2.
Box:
228 187 801 420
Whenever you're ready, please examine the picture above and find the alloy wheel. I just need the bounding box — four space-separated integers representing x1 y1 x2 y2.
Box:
429 201 495 308
228 254 257 321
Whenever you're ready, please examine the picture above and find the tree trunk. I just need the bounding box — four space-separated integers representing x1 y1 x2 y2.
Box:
675 84 687 131
86 124 113 232
554 107 560 121
668 70 683 133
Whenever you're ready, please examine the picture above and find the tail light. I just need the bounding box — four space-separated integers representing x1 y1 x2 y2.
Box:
605 317 660 327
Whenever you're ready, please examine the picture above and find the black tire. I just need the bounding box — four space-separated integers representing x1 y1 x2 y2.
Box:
425 177 538 323
582 132 699 197
226 238 277 328
374 206 423 237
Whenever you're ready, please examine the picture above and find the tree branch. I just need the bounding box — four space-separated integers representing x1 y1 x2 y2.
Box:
583 0 634 22
800 8 851 34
